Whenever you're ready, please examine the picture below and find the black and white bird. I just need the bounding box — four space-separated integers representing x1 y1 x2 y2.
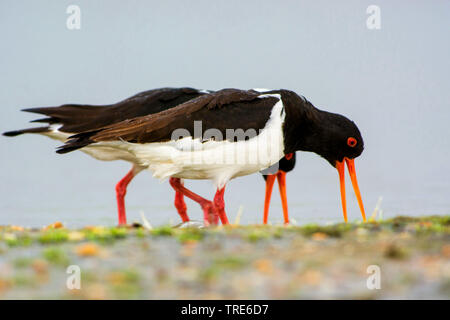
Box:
57 88 367 225
4 88 297 226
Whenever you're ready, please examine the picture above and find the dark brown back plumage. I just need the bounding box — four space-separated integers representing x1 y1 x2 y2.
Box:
3 87 206 136
57 89 280 154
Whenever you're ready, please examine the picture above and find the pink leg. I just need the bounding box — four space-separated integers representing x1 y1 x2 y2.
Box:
169 177 218 226
115 166 141 226
171 180 190 222
214 186 229 225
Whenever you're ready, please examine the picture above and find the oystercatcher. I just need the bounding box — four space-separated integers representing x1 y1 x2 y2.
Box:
58 88 366 224
4 87 293 226
261 152 296 224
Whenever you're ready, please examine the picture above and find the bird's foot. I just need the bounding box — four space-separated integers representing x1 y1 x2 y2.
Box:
201 202 220 227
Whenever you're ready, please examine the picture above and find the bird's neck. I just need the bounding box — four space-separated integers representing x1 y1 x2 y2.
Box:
282 93 329 155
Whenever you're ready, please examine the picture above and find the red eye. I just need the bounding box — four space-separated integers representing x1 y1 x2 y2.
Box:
347 137 357 147
285 153 293 160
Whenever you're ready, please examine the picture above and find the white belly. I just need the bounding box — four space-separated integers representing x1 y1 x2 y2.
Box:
101 95 286 188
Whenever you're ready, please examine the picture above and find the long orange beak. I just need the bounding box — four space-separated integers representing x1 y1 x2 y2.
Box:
263 171 289 225
336 158 366 222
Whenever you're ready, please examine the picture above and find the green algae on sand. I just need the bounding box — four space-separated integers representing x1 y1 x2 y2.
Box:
0 215 449 299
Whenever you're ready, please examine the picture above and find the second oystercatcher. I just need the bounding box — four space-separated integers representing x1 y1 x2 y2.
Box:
261 152 296 224
58 88 366 224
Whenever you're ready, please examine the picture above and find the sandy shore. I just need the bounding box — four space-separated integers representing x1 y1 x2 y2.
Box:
0 216 449 299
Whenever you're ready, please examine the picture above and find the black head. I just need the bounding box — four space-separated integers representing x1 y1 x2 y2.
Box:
278 152 296 173
261 153 296 178
314 112 364 167
310 111 366 223
281 92 367 223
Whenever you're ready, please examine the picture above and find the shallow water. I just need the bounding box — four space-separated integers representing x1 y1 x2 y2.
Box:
1 1 449 227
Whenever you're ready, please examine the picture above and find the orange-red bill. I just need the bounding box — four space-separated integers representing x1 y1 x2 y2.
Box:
345 158 366 222
336 158 366 223
336 160 348 222
263 174 276 224
276 171 290 224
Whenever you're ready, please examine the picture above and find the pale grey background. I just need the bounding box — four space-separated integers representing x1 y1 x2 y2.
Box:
1 0 449 227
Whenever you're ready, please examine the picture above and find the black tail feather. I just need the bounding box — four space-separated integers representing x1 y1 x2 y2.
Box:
56 130 100 154
30 117 59 124
3 127 50 137
56 144 88 154
22 106 71 115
